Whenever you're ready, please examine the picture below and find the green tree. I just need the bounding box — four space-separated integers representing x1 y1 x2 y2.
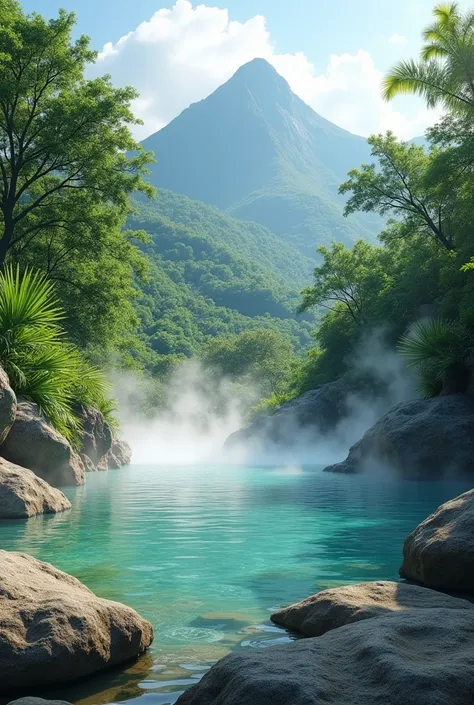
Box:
299 241 391 325
340 133 456 251
0 2 153 263
383 3 474 114
201 329 296 397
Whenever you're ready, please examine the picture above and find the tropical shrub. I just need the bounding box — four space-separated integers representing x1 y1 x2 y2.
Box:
0 266 116 444
398 318 473 397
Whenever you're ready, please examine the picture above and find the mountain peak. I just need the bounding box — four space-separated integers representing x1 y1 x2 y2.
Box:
226 58 290 94
232 57 280 78
141 59 379 252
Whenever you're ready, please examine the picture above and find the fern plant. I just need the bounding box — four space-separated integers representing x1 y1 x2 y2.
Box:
0 265 116 445
398 318 472 397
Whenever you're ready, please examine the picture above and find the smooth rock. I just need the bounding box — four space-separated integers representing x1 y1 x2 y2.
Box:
77 406 112 467
0 366 16 444
177 608 474 705
80 452 96 473
103 439 132 469
0 551 153 688
271 580 472 636
0 402 85 487
324 394 474 478
400 488 474 591
0 458 70 519
8 699 72 705
225 377 370 453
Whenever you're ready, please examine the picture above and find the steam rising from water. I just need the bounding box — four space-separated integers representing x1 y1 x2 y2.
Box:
116 333 416 467
115 361 250 465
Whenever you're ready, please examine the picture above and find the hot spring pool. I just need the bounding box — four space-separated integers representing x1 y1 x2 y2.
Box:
0 464 470 704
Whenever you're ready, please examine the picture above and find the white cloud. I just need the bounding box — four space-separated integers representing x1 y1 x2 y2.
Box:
93 0 439 141
388 32 408 45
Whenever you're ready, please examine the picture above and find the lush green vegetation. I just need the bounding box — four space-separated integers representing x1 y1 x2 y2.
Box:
129 194 316 363
4 0 474 440
0 0 153 357
275 1 474 404
0 266 114 444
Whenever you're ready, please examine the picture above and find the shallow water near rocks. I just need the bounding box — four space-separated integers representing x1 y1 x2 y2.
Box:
0 464 470 705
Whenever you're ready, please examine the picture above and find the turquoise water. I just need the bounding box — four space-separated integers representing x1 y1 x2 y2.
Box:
0 464 471 705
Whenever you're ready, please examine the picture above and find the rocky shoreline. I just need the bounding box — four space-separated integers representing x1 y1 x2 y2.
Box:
0 365 132 519
176 488 474 704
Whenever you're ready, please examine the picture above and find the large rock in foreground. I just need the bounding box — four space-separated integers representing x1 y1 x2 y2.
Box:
8 699 72 705
0 402 85 487
0 366 16 444
325 394 474 478
225 378 370 454
177 608 474 705
0 458 70 519
400 488 474 591
271 580 472 636
0 551 153 689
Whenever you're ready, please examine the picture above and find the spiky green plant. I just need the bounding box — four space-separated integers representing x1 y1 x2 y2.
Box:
398 318 472 397
0 265 117 444
383 3 474 114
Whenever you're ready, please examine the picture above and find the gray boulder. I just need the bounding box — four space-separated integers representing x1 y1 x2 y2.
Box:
98 439 132 470
177 608 474 705
0 402 85 487
77 406 112 468
325 394 474 478
0 551 153 688
0 366 16 444
8 697 70 705
271 580 472 636
400 488 474 592
225 378 369 453
0 458 71 519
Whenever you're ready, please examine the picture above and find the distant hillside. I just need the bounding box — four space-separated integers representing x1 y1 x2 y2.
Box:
130 192 315 357
141 58 382 257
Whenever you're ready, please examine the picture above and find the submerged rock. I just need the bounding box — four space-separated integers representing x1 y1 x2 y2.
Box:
225 378 371 453
98 439 132 470
400 488 474 592
0 366 16 444
324 393 474 478
271 580 472 637
0 551 153 689
77 406 112 468
0 401 85 487
0 458 71 519
177 608 474 705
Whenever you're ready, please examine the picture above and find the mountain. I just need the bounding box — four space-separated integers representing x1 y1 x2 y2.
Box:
130 191 316 359
141 58 382 257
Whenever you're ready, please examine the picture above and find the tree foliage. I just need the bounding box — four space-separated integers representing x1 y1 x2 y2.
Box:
383 2 474 113
0 2 154 354
0 265 114 444
201 329 296 398
340 133 457 251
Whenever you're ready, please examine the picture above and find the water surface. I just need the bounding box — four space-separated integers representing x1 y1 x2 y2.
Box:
0 464 470 704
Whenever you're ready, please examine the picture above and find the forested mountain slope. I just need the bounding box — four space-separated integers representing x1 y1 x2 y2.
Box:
141 58 381 256
130 194 315 357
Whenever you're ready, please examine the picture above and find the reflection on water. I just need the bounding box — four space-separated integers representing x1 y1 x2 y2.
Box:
0 464 470 704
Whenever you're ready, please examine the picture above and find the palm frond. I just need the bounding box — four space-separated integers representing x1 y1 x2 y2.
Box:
398 318 462 367
432 2 460 25
0 265 117 445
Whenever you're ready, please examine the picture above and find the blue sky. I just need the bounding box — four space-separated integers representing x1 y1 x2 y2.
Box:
19 0 473 139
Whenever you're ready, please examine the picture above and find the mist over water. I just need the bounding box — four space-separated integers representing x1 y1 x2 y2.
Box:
115 333 417 468
115 361 249 465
